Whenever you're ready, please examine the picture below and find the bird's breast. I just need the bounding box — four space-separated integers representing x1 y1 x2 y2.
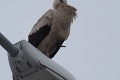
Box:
50 5 76 40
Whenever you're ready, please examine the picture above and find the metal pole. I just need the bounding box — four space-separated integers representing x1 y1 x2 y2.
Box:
0 32 18 57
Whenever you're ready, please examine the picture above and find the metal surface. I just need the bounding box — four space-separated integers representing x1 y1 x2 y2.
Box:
0 32 18 57
8 40 76 80
0 33 76 80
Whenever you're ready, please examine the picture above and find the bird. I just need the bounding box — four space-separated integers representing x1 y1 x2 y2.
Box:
28 0 77 59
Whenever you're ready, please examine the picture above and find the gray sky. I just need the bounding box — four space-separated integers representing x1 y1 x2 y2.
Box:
0 0 120 80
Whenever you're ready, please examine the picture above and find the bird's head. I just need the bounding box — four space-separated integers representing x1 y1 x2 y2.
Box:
53 0 67 9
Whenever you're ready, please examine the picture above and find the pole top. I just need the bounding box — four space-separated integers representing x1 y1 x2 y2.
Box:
0 32 18 57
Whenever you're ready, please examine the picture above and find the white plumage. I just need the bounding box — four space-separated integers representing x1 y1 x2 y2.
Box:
28 0 77 58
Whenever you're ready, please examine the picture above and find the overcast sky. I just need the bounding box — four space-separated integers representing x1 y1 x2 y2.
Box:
0 0 120 80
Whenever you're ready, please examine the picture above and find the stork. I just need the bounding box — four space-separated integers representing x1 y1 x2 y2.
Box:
28 0 77 59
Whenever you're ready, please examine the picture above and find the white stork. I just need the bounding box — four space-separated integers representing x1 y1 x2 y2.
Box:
28 0 77 59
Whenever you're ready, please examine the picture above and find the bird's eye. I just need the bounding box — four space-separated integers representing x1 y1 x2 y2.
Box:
60 0 63 3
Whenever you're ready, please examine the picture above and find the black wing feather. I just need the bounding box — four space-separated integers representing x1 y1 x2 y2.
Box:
28 25 51 47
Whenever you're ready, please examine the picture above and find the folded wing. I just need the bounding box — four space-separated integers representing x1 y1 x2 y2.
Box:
28 9 53 47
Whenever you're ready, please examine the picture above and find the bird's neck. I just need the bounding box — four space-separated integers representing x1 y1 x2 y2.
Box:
53 3 67 10
53 3 60 10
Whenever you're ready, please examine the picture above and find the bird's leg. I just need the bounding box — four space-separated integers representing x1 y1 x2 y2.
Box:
61 45 66 47
57 40 66 48
45 43 50 57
